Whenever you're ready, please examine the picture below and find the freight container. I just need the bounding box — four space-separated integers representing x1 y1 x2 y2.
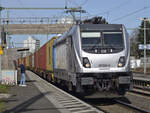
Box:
46 37 57 72
37 49 40 69
39 44 47 70
29 54 32 68
34 51 38 70
26 56 30 68
32 54 34 68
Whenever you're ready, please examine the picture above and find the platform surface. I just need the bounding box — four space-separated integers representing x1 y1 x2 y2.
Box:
3 71 69 113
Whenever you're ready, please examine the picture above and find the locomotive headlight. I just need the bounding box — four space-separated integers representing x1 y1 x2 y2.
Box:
118 56 126 67
83 57 91 68
85 63 90 68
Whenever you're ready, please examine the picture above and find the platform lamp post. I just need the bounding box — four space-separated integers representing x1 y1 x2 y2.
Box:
143 18 146 74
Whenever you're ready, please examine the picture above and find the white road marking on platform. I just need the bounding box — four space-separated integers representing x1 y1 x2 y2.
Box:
69 107 89 111
63 102 82 106
73 109 96 113
60 101 79 104
64 104 86 108
58 100 77 103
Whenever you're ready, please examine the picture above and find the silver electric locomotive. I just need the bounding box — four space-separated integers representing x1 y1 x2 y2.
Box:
53 24 132 97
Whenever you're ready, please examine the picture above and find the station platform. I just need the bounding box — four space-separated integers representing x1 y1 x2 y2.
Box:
3 71 70 113
3 71 102 113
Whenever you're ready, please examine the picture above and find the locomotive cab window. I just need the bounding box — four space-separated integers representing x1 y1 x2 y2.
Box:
81 31 124 54
81 32 102 52
103 32 124 48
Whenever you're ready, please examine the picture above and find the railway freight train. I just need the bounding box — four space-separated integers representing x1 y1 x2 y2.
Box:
18 24 132 98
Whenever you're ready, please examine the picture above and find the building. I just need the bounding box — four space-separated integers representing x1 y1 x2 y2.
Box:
23 36 40 56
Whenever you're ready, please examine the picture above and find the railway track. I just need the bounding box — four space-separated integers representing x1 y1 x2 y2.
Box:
115 99 150 113
93 88 150 113
125 89 150 113
83 97 150 113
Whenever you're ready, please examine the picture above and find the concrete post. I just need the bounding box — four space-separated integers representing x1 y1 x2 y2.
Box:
144 19 147 74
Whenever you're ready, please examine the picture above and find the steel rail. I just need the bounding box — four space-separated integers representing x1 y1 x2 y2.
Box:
115 99 150 113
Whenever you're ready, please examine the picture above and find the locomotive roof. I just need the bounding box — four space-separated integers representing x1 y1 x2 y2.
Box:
80 24 123 31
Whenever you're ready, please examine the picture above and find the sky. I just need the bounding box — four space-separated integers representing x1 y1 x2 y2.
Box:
1 0 150 47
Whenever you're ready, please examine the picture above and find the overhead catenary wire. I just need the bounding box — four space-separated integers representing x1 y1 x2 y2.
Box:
111 5 150 22
86 0 131 18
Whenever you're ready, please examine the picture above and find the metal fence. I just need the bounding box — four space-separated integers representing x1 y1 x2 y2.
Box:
0 17 75 25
